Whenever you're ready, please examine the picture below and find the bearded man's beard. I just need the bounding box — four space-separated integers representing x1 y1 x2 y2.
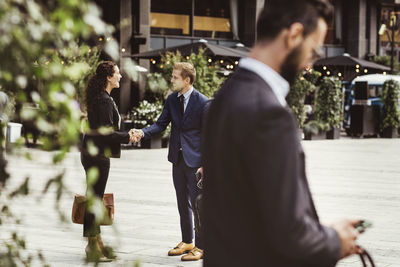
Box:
280 45 303 85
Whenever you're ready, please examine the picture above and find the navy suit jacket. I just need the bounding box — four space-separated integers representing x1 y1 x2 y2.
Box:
142 88 209 168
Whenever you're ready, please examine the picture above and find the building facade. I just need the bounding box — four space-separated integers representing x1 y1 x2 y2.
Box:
95 0 400 113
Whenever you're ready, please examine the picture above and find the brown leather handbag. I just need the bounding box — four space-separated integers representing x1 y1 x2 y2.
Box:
71 193 114 225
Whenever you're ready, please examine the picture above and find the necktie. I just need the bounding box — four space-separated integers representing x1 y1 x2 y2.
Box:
179 95 184 115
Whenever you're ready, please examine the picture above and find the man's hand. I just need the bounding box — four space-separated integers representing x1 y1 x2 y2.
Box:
129 129 144 143
328 219 362 258
196 167 203 181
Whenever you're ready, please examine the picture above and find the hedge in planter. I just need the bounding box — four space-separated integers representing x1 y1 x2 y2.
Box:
303 120 330 140
381 79 400 138
286 72 318 128
314 76 343 139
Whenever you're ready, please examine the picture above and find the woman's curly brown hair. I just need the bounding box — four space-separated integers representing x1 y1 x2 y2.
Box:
85 61 116 112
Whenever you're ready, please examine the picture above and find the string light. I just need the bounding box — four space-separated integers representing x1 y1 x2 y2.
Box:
166 61 170 64
383 71 387 75
323 66 327 70
326 71 331 75
98 37 103 42
121 48 126 52
338 72 342 77
220 60 224 64
356 69 360 73
356 64 360 68
186 56 190 60
106 37 111 41
235 61 239 65
364 69 368 73
61 61 65 65
88 49 92 53
208 59 212 63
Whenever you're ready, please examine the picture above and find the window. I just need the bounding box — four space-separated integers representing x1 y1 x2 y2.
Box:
150 0 232 38
325 0 343 44
193 0 232 38
151 0 192 35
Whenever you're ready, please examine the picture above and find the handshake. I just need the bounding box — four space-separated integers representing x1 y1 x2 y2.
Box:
128 129 144 143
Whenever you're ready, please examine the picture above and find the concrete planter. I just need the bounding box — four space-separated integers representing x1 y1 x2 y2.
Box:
138 134 162 149
7 122 22 143
381 127 398 138
304 131 327 140
326 127 341 139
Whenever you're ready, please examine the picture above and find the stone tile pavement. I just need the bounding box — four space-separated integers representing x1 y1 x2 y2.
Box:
1 138 400 266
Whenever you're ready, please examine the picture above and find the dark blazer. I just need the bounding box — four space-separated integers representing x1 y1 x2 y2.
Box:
202 68 341 267
82 91 130 158
142 88 209 168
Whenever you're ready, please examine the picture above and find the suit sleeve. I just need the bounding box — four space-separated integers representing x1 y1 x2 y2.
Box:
142 97 171 139
97 100 130 144
242 106 341 266
200 100 211 166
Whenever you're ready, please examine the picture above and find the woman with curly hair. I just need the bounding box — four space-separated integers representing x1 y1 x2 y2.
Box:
81 61 134 262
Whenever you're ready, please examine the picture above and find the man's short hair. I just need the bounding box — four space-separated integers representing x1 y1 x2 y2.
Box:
174 62 196 84
257 0 333 42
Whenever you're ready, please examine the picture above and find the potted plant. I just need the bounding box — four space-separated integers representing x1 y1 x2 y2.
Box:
131 100 164 148
380 79 400 138
303 120 330 140
286 72 318 129
314 76 343 139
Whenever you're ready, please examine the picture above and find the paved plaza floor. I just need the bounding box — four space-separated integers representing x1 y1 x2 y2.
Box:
1 138 400 266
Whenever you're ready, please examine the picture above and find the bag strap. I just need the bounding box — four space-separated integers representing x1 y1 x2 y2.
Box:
358 246 375 267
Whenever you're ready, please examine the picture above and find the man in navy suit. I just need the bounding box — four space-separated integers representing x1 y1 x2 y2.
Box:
132 62 208 261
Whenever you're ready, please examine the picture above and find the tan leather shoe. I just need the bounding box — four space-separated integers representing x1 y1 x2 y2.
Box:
168 242 194 256
181 247 203 261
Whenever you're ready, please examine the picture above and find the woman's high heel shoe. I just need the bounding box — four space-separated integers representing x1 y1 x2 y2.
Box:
85 237 112 262
97 234 117 259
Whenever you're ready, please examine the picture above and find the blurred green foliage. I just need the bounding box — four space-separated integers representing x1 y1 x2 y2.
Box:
286 71 320 128
314 76 343 129
0 0 138 265
381 79 400 129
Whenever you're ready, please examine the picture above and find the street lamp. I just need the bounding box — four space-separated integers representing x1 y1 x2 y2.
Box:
379 13 397 74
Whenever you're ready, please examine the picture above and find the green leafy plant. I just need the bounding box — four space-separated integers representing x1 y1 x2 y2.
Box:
131 100 164 129
314 76 343 129
131 100 171 140
371 55 400 72
56 45 101 110
381 79 400 129
147 49 225 100
0 0 138 265
286 71 320 128
303 120 330 135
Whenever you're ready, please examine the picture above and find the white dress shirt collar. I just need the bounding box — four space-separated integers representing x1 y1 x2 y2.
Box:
238 57 290 107
178 86 194 112
178 86 193 99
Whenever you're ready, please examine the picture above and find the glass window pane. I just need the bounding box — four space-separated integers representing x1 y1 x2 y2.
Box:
151 0 191 36
193 0 232 38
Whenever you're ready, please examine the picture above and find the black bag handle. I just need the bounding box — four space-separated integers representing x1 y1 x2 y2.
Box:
358 246 375 267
